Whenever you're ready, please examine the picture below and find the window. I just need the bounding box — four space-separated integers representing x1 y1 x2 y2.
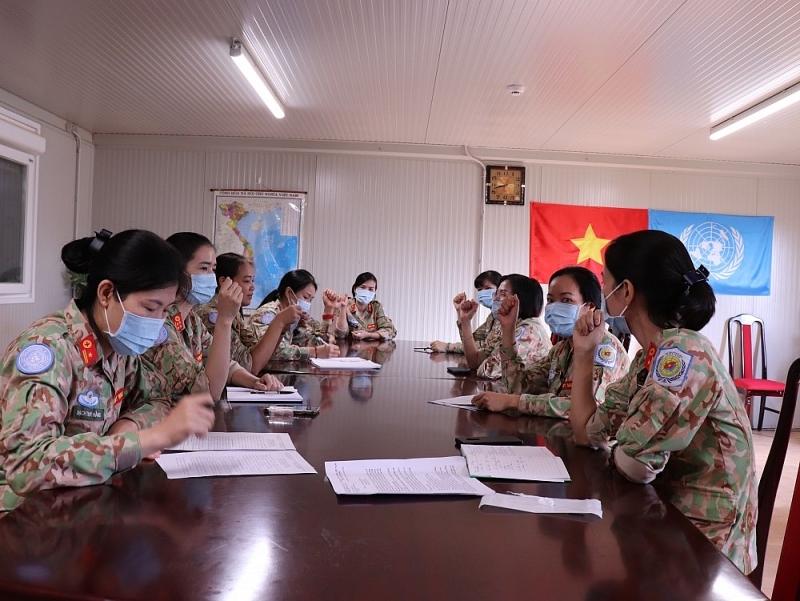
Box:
0 107 43 303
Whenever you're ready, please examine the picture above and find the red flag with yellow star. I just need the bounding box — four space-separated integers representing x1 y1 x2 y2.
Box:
530 202 648 281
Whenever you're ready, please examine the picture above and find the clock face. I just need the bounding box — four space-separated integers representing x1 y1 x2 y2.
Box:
486 166 524 203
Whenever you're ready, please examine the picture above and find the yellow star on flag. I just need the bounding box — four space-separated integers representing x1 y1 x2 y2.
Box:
570 224 611 265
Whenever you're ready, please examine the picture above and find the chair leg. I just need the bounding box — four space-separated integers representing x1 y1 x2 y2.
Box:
757 394 767 431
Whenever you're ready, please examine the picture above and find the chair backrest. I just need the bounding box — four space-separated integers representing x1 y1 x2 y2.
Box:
727 313 768 380
771 458 800 601
748 357 800 589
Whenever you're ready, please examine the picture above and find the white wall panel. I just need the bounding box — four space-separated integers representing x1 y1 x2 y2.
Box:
541 165 652 207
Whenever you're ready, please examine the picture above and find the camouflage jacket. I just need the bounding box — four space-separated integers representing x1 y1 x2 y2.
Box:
0 301 170 512
196 295 254 372
473 317 551 380
501 334 630 419
344 299 396 340
586 328 757 574
447 313 497 354
249 300 328 361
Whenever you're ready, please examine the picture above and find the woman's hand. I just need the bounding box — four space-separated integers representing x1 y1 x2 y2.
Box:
456 299 479 324
496 294 519 331
256 373 283 391
452 292 467 314
471 391 520 412
138 393 216 456
430 340 448 353
217 277 243 324
323 288 339 311
315 343 340 358
275 305 304 330
572 306 606 354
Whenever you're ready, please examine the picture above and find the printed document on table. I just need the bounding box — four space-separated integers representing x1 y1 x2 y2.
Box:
226 386 303 402
324 456 494 496
480 493 602 517
428 395 479 411
156 450 316 479
461 445 571 482
310 357 381 370
166 432 296 452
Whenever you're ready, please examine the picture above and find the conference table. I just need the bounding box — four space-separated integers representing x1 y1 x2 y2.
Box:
0 341 766 600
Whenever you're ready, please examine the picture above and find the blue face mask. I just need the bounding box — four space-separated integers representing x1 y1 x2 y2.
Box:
296 298 312 313
103 291 166 356
544 302 581 338
601 282 631 336
355 289 375 305
491 299 503 319
476 289 494 309
185 273 217 305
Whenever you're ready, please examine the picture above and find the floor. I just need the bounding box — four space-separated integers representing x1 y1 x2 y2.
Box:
751 429 800 598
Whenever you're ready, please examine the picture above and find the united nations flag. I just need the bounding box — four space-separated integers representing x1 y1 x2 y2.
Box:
649 210 773 296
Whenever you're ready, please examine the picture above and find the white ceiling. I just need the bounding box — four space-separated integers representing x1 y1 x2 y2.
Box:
2 0 800 165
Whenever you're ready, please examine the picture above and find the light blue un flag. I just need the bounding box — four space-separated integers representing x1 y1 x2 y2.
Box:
649 210 773 296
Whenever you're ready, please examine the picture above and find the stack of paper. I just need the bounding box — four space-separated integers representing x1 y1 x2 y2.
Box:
460 445 571 482
157 432 316 479
226 386 303 403
310 357 381 370
480 493 602 517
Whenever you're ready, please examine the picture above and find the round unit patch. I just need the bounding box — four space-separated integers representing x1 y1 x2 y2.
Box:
260 313 274 325
155 326 169 345
209 311 218 324
77 390 100 408
651 347 693 388
594 343 617 368
15 344 55 375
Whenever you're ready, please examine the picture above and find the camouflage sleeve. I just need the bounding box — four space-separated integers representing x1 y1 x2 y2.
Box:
274 330 311 361
512 320 552 367
500 345 551 395
586 359 640 448
293 317 327 346
229 329 253 372
518 392 573 419
593 337 631 404
116 359 175 428
236 315 261 349
372 303 396 340
472 315 494 345
446 342 465 354
140 335 204 402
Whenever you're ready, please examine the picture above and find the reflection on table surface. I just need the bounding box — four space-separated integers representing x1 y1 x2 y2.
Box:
0 341 765 601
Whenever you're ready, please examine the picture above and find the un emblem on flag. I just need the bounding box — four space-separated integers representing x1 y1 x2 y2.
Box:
680 222 745 280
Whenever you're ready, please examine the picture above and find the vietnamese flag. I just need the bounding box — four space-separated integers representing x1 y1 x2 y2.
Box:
530 202 648 282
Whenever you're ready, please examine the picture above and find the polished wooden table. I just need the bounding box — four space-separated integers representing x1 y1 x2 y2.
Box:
0 341 766 600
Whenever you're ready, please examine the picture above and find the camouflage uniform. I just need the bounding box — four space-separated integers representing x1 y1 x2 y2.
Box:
196 295 254 372
343 299 396 340
447 314 498 354
249 300 328 361
586 328 757 574
501 334 629 419
473 317 551 380
0 301 170 512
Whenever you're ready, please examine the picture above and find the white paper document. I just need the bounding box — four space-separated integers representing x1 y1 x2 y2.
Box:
461 445 571 482
428 395 479 411
226 386 303 402
166 432 296 452
156 450 316 479
480 492 602 518
324 456 494 496
310 357 381 370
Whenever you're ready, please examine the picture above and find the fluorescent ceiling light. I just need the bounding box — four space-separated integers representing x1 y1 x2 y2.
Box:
710 80 800 140
230 40 285 119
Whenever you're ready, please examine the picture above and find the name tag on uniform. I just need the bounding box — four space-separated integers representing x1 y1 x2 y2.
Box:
71 406 105 421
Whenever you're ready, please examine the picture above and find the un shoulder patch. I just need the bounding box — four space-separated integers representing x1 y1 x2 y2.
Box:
209 311 218 324
260 312 274 325
515 326 527 342
594 343 617 368
651 347 693 388
16 344 55 375
155 326 169 345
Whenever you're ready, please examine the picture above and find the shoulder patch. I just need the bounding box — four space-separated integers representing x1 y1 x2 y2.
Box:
15 344 55 375
155 326 169 345
260 312 275 325
548 368 556 382
515 326 527 342
650 347 694 389
347 316 359 327
594 343 617 368
209 311 218 324
77 390 100 408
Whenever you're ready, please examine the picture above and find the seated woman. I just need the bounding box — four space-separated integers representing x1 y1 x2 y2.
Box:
250 269 340 361
196 252 301 374
471 266 629 417
0 229 214 513
341 272 396 341
570 230 757 575
458 274 551 380
430 269 501 353
143 234 282 403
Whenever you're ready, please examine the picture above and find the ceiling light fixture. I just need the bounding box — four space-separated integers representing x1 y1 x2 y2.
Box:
710 80 800 140
229 39 285 119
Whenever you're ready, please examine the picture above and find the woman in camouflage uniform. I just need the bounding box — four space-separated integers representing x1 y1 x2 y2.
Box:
341 272 396 341
458 274 551 380
570 230 757 574
472 266 629 417
0 230 214 513
430 270 501 354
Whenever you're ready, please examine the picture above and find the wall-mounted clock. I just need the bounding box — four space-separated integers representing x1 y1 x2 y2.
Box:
485 165 525 205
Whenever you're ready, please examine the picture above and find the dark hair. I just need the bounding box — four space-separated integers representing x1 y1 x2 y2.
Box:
352 272 377 297
216 252 253 286
474 270 502 289
165 232 214 264
604 229 715 330
548 266 602 309
261 269 317 305
62 229 186 311
500 274 543 320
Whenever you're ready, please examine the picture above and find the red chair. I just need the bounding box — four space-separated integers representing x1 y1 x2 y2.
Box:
771 460 800 601
727 314 785 430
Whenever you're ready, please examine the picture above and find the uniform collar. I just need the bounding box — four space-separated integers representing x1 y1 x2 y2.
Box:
64 299 106 366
